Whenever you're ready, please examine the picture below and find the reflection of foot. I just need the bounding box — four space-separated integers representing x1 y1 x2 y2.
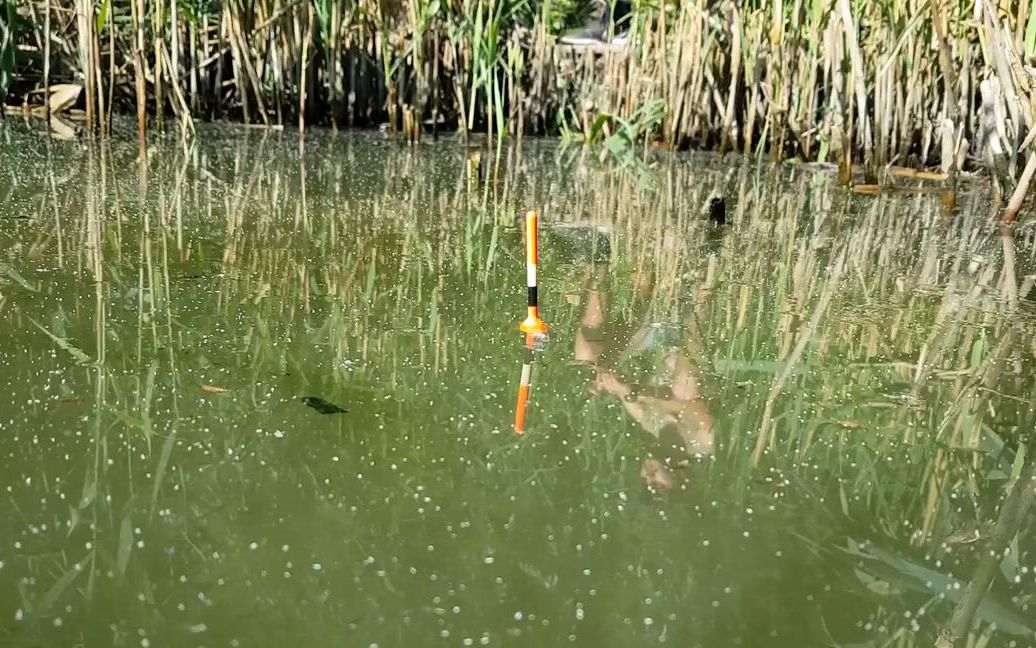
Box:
640 457 674 492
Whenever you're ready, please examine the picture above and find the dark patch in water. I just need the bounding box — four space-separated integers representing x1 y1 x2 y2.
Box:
301 396 347 414
708 196 726 225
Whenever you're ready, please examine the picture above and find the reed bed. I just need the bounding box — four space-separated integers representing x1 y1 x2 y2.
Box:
3 1 1036 202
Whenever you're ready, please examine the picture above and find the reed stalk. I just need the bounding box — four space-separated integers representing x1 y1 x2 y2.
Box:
43 0 50 124
131 0 147 143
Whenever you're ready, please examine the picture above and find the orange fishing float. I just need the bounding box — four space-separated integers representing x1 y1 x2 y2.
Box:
519 210 548 336
514 210 548 434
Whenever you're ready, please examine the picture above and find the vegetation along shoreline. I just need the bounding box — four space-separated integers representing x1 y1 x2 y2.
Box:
1 0 1035 218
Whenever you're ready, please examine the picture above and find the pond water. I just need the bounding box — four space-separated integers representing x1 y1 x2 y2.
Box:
1 123 1035 647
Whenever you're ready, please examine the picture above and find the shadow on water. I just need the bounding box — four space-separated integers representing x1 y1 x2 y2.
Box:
0 121 1035 647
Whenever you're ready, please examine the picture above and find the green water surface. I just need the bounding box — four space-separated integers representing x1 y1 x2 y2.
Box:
1 123 1035 647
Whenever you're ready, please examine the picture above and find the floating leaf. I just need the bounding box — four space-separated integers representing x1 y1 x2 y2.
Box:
37 554 90 617
117 513 133 575
111 409 146 430
27 316 92 364
301 396 347 414
150 428 177 520
0 262 40 291
364 255 377 301
970 335 986 366
78 480 97 510
843 542 1033 636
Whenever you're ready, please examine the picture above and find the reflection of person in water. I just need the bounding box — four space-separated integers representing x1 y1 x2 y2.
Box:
575 262 715 492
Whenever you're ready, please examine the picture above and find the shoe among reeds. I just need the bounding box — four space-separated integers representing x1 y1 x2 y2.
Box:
559 1 632 48
559 17 608 46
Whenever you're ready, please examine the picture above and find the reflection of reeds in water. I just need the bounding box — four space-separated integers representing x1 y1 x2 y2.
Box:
2 127 1035 643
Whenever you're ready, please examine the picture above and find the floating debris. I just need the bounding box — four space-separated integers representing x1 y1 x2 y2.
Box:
708 196 726 225
301 396 347 414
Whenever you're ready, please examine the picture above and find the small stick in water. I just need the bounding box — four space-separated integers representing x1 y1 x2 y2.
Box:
301 396 347 414
708 196 726 225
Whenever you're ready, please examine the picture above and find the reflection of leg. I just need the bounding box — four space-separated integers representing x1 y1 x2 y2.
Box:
670 354 703 401
621 324 653 358
575 265 609 363
640 456 674 492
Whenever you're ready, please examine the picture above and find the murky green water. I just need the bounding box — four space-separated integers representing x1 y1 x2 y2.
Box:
1 123 1035 647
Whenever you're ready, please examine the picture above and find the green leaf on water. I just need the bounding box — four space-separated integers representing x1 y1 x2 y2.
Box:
37 554 90 617
843 542 1033 636
117 513 133 575
427 287 439 337
364 255 377 301
150 429 178 520
1009 443 1026 482
111 408 147 430
78 480 97 509
970 335 985 367
27 316 92 364
483 223 499 281
1001 535 1020 583
0 262 40 291
66 507 79 538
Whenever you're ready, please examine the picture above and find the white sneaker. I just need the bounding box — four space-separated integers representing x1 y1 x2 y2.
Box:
560 17 607 46
609 32 629 47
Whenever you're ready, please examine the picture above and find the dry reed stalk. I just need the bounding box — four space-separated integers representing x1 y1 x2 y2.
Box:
153 0 164 129
43 0 50 125
132 0 147 144
1003 152 1036 222
299 2 314 132
73 0 93 130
